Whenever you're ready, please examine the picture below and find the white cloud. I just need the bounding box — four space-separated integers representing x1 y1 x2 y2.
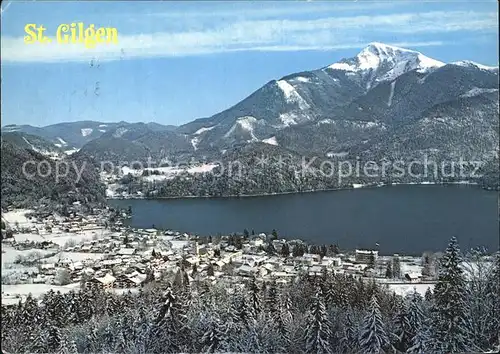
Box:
141 2 399 20
1 11 496 63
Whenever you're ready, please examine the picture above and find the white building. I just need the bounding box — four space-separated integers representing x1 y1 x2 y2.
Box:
355 249 378 263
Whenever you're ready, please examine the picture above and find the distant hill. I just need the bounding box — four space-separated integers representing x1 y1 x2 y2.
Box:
75 123 195 165
1 131 64 156
2 121 177 150
1 138 106 210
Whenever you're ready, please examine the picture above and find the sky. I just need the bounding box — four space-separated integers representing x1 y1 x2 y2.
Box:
1 0 498 127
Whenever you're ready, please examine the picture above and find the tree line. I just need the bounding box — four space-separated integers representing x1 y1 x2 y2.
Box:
1 237 499 353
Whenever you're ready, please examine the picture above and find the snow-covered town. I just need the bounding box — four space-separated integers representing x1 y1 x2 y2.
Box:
2 206 443 307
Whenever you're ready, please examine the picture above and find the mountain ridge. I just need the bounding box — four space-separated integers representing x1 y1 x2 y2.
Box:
2 42 498 193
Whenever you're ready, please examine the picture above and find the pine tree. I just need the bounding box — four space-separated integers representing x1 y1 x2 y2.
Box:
86 327 99 353
30 329 48 353
266 281 279 320
320 245 328 259
368 251 376 268
358 294 390 354
329 275 349 309
392 256 401 279
58 335 78 354
22 294 43 326
429 236 472 353
68 340 78 354
47 323 62 352
407 328 429 354
105 293 120 316
173 265 189 290
406 290 425 344
227 291 243 332
385 262 393 278
155 287 188 351
484 251 500 349
340 311 358 353
463 247 493 350
421 252 433 278
114 330 127 353
120 312 136 346
280 243 290 257
304 286 332 354
266 241 277 255
102 320 115 350
237 292 253 328
392 299 413 352
207 263 215 277
249 277 262 318
424 287 433 302
200 316 226 353
277 290 293 345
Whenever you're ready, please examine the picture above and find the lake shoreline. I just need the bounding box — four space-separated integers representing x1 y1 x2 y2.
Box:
107 180 491 202
109 184 498 255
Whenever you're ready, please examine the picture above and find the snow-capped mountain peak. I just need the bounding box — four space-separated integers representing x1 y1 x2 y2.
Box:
451 60 498 71
327 42 444 85
356 42 417 70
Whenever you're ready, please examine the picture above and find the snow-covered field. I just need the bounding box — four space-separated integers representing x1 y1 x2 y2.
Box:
14 229 112 247
400 261 423 276
2 209 36 229
45 231 100 247
2 283 81 305
387 283 435 297
114 164 219 185
2 264 39 279
1 245 57 265
187 164 218 174
13 233 46 242
2 284 141 305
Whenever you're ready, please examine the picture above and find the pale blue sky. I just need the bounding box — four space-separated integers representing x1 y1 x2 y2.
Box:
1 0 498 127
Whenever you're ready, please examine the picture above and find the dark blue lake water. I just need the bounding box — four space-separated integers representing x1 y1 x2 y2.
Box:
109 185 499 255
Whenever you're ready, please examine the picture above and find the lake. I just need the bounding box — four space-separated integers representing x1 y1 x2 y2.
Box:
109 185 499 255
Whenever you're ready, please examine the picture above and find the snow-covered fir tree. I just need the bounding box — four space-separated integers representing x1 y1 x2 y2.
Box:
152 287 188 352
392 300 412 352
429 236 472 353
463 247 494 350
266 281 280 320
200 316 227 353
237 291 254 328
484 252 500 350
277 290 294 346
1 238 498 354
304 286 332 354
358 294 391 354
406 290 427 349
340 310 358 353
249 276 262 319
